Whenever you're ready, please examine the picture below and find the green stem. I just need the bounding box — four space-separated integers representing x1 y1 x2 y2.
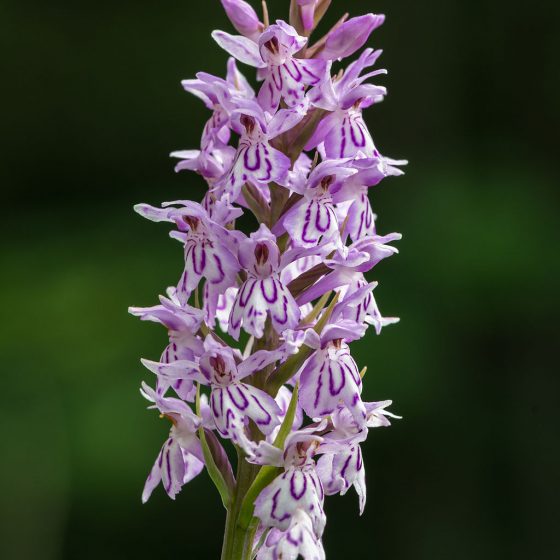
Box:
221 449 260 560
221 508 235 559
230 520 257 560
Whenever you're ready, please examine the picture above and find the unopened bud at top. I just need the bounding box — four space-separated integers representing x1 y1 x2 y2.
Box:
297 0 319 31
221 0 264 41
318 14 385 61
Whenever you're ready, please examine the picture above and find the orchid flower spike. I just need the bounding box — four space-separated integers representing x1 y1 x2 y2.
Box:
130 1 405 557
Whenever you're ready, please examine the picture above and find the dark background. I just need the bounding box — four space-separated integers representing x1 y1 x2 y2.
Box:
2 1 559 559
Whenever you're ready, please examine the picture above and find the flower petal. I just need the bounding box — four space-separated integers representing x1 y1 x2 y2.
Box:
299 345 366 426
254 466 326 536
212 30 264 67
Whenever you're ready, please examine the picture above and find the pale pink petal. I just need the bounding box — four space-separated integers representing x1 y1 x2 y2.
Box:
212 30 264 67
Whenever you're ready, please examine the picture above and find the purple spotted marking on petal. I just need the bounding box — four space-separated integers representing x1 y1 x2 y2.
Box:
260 278 278 303
284 60 303 82
301 64 322 83
227 385 249 410
225 407 235 432
211 253 225 284
328 363 346 396
287 533 300 547
350 116 367 148
290 471 308 500
313 364 325 409
301 202 318 245
272 67 283 91
271 486 291 523
192 245 206 275
339 454 353 480
239 279 257 307
250 393 272 426
315 203 331 233
244 144 261 171
272 293 289 325
340 119 347 158
164 445 172 493
210 390 222 419
260 145 273 181
309 471 321 493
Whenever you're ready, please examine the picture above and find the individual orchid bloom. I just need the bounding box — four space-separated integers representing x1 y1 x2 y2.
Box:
314 408 368 509
220 0 263 42
200 341 284 446
256 21 328 112
129 288 204 401
332 156 406 241
365 399 402 428
279 327 309 361
336 278 399 335
181 81 230 150
306 48 388 159
316 400 400 512
253 426 327 537
349 232 402 269
134 200 240 322
229 224 301 339
324 400 400 444
200 191 244 225
257 509 326 560
141 336 283 449
297 231 401 305
298 322 367 427
216 100 304 201
171 144 236 183
316 14 385 61
285 152 313 192
346 190 378 241
316 439 366 513
128 288 204 355
212 21 328 112
276 159 357 248
181 58 255 151
172 59 253 183
140 383 204 503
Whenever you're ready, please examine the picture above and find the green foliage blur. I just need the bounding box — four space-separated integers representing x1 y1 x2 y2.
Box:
1 1 558 559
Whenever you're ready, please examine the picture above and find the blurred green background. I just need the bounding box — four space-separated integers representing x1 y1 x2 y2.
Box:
2 0 559 559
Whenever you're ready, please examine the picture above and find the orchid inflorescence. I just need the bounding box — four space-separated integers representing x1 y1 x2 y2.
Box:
130 1 405 558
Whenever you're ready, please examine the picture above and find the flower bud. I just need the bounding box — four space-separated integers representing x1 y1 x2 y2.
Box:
297 0 319 31
220 0 263 41
318 14 385 60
